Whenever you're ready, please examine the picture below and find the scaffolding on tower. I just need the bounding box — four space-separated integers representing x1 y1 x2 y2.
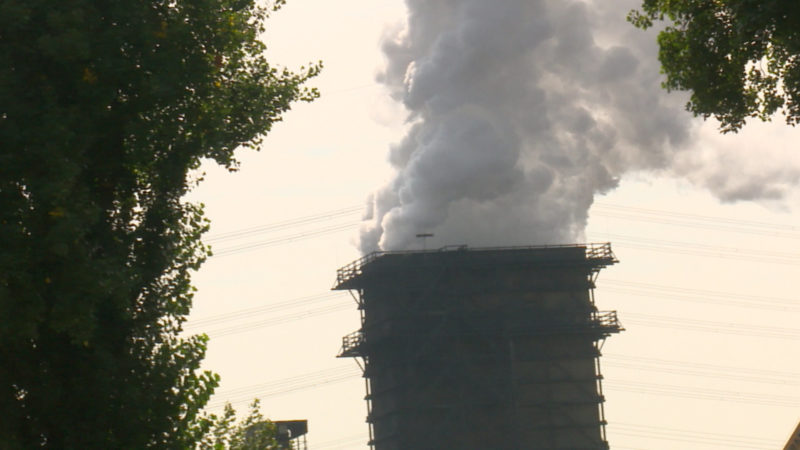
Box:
335 243 623 450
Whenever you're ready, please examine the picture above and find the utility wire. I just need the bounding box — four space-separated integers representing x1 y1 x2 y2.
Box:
211 222 800 263
612 422 782 447
207 365 361 410
602 353 800 381
186 291 349 330
314 426 781 450
200 201 800 265
188 279 798 336
187 295 798 341
623 312 800 340
208 362 800 412
612 429 774 450
213 366 359 399
197 304 800 340
198 304 800 340
207 302 352 338
205 201 797 245
205 205 362 244
184 282 797 340
601 279 799 310
604 353 800 380
604 360 800 386
212 222 359 257
592 203 800 240
594 202 799 232
604 285 800 312
604 380 800 407
313 433 369 449
591 232 800 265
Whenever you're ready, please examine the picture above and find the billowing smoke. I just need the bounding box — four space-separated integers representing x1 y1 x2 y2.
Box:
359 0 800 253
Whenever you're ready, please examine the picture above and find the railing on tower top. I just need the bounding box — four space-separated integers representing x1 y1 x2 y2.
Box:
335 242 616 288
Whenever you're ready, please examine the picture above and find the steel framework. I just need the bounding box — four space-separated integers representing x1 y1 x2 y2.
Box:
335 243 622 450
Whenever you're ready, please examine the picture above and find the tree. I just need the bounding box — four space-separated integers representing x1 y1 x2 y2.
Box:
0 0 318 447
629 1 800 132
197 400 285 450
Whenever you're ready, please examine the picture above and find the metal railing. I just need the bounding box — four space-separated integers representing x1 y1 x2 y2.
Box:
585 243 615 261
590 310 623 333
338 330 365 357
335 242 617 288
338 310 622 359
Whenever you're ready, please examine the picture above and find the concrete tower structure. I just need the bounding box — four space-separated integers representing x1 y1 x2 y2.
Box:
335 243 622 450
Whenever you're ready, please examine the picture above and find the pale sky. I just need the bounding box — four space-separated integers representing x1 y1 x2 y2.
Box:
186 1 800 448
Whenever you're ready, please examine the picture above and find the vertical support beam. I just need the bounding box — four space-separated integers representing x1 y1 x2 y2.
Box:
364 375 375 449
595 348 608 444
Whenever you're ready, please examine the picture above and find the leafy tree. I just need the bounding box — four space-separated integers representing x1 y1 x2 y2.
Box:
0 0 318 447
629 1 800 132
197 400 285 450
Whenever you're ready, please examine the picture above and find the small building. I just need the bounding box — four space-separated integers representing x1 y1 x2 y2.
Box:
274 420 308 450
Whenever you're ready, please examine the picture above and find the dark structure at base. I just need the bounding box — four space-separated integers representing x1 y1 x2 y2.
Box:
335 243 622 450
274 420 308 450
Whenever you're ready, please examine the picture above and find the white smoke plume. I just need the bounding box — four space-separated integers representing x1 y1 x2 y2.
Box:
359 0 800 253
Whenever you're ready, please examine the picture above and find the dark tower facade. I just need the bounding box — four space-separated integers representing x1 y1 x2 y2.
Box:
335 244 622 450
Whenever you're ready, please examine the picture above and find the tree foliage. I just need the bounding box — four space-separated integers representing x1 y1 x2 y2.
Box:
0 0 318 447
197 400 284 450
629 1 800 132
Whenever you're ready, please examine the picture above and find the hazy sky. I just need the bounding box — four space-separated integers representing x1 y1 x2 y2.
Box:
187 1 800 448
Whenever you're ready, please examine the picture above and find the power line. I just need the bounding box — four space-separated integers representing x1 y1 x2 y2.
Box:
205 205 362 244
186 291 349 330
207 302 352 338
591 232 800 265
183 280 797 339
205 201 799 248
187 295 798 341
199 201 800 264
623 312 800 340
211 222 800 263
313 433 369 449
207 365 362 410
192 281 798 331
604 360 800 386
603 355 800 386
601 279 799 310
592 203 800 240
604 353 800 380
612 430 775 449
604 285 800 312
612 422 781 446
312 427 781 450
604 380 800 407
594 202 799 233
212 222 359 257
213 366 359 399
207 360 800 412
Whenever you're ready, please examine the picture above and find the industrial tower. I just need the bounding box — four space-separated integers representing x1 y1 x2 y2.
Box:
335 243 622 449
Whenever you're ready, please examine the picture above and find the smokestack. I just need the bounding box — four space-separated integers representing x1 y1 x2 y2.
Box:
335 243 621 449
